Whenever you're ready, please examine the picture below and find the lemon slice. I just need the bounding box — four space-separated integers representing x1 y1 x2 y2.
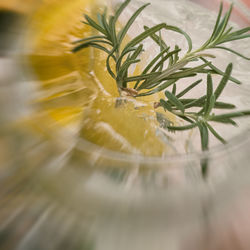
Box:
26 0 176 156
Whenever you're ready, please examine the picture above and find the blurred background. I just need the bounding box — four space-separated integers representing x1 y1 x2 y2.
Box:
0 0 250 250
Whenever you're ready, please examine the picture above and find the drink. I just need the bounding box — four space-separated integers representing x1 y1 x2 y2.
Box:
1 1 250 249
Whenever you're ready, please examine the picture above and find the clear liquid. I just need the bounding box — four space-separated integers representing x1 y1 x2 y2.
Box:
117 0 250 154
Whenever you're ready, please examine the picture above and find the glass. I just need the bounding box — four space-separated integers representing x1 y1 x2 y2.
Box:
0 0 250 249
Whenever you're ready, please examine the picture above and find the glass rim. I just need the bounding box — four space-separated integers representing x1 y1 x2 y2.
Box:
75 127 250 167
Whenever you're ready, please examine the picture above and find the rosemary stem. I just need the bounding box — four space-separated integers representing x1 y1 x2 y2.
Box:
172 111 197 120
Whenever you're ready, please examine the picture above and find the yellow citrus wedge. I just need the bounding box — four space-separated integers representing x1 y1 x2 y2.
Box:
26 0 176 156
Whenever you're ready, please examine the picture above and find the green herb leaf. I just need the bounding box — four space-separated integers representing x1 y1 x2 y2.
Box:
214 63 232 100
118 3 150 43
124 23 166 53
210 110 250 121
167 123 197 131
137 80 176 96
200 57 241 84
204 73 213 116
198 122 209 151
84 14 107 35
162 24 193 53
172 83 177 95
113 0 131 23
206 122 226 144
214 46 250 60
165 90 185 113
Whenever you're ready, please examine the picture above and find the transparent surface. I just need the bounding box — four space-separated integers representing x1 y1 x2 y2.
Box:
0 0 250 249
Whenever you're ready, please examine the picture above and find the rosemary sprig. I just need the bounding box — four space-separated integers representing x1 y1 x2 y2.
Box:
158 63 250 177
197 3 250 60
72 0 249 96
73 0 164 93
